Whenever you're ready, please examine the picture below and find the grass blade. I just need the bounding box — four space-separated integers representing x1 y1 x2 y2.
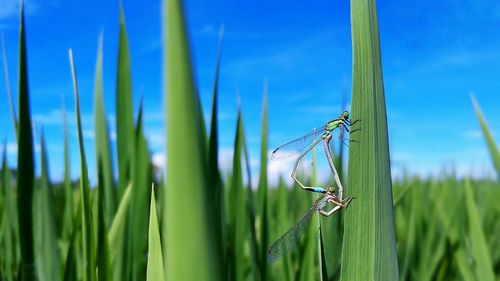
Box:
146 186 165 281
1 33 18 135
61 96 74 241
257 85 270 281
116 5 135 198
228 110 248 281
94 34 116 225
470 95 500 177
97 161 112 281
130 100 152 281
34 130 60 281
63 199 82 281
340 0 399 279
69 49 96 281
464 179 495 281
108 183 132 266
207 28 226 277
162 0 223 279
1 143 18 281
16 2 36 279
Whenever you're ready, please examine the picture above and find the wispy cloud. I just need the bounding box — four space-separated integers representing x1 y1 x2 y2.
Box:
0 0 39 20
0 0 21 20
462 129 496 140
223 30 339 79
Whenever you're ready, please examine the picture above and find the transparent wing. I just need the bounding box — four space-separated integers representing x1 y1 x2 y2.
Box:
271 126 326 160
267 203 320 263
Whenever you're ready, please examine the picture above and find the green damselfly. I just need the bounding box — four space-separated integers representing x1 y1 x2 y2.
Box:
271 111 358 196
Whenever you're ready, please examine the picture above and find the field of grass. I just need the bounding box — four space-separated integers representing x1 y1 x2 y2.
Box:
0 0 499 280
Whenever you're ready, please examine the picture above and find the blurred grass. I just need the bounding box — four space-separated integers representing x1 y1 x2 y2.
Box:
162 0 224 279
0 1 499 281
16 2 36 280
471 95 500 177
69 49 96 281
94 34 116 228
146 187 164 281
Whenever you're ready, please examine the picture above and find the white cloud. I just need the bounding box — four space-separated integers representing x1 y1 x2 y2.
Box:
144 111 164 122
1 142 18 155
152 153 165 170
0 0 20 19
0 0 39 20
145 131 164 147
33 109 64 125
83 129 95 139
218 148 234 174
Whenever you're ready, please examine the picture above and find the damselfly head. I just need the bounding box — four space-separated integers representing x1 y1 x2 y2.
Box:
341 111 349 120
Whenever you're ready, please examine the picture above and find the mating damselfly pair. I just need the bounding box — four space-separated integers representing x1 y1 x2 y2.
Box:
267 111 359 262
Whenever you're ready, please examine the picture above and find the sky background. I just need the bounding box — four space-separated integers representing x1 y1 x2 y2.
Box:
0 0 499 186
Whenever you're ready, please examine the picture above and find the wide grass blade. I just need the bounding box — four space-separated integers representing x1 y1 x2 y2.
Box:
94 34 116 225
146 187 165 281
340 0 399 279
69 49 96 281
16 2 36 279
470 95 500 177
116 5 135 198
464 179 495 281
162 0 224 279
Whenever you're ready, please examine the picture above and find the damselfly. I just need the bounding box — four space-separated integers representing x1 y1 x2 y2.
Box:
271 111 358 195
267 192 353 263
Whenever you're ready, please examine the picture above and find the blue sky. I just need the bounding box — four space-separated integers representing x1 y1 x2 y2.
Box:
0 0 499 185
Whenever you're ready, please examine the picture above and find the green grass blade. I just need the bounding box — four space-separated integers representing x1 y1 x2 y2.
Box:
16 2 36 279
228 111 248 281
94 34 116 225
97 161 112 281
162 0 223 279
470 95 500 177
130 100 152 281
464 179 495 281
1 33 18 135
257 85 270 281
318 225 328 281
340 0 399 279
299 151 316 281
207 28 226 276
116 5 135 198
454 247 475 281
69 49 96 281
108 183 132 266
34 130 61 281
241 112 260 280
61 96 74 241
273 178 293 281
1 144 17 281
63 199 82 281
146 186 165 281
